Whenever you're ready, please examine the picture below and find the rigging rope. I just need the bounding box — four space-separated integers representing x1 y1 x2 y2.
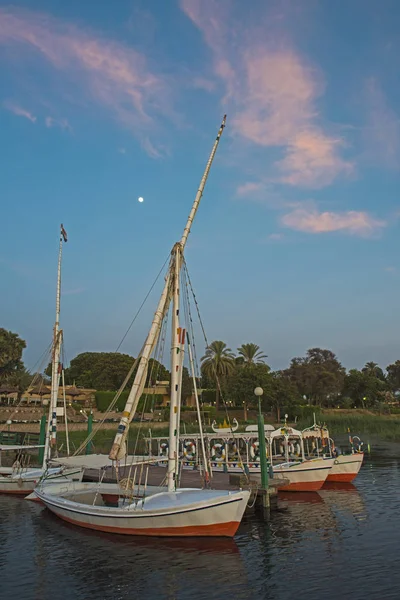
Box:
182 259 250 485
115 254 170 353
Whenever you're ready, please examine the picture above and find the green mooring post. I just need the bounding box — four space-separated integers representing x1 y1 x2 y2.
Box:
86 412 93 455
254 387 269 510
38 415 46 465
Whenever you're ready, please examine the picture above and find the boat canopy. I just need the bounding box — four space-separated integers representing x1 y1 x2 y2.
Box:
269 427 303 439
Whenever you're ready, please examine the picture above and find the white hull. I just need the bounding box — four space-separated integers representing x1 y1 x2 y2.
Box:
36 487 250 537
326 453 363 482
0 467 82 495
253 458 334 492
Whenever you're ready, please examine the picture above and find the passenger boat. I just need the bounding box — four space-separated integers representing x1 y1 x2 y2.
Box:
302 422 364 483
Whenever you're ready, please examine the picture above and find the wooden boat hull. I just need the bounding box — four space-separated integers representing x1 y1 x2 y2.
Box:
35 488 250 538
271 458 334 492
325 453 363 483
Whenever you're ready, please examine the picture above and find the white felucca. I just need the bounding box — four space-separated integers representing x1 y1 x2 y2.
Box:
0 225 81 495
36 116 250 537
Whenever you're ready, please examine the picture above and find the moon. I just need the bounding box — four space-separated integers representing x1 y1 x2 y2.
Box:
138 196 144 203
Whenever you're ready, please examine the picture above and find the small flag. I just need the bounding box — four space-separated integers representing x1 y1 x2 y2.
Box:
61 224 68 243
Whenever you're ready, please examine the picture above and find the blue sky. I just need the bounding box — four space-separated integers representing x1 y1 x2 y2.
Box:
0 0 399 372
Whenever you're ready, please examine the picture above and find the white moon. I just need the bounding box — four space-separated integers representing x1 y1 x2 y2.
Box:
138 197 144 203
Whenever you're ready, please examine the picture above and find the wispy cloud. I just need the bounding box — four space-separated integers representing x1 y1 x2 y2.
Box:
363 78 400 169
62 287 86 296
0 7 172 155
118 147 126 154
268 233 284 241
281 208 386 236
3 100 36 122
180 0 352 188
384 266 396 273
45 116 71 131
236 182 263 196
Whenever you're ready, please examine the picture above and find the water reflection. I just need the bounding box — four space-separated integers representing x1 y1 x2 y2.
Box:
30 506 251 600
3 449 400 600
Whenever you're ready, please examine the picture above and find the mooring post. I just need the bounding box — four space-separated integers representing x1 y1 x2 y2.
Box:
254 387 270 513
38 415 46 466
86 411 93 455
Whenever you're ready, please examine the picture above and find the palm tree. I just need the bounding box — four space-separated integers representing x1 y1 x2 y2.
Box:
201 341 235 411
237 343 267 365
362 361 385 381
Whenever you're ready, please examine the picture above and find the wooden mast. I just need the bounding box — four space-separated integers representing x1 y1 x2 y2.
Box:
109 116 226 462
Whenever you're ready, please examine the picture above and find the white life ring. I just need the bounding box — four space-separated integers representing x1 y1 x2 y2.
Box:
211 443 225 462
159 442 168 457
183 441 196 460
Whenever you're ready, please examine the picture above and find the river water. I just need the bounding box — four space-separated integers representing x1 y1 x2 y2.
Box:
1 442 399 600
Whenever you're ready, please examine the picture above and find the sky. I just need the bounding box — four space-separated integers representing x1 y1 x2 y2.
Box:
0 0 399 373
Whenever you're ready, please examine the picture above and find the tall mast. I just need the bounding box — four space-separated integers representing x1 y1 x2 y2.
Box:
109 116 226 462
167 245 182 491
43 224 67 467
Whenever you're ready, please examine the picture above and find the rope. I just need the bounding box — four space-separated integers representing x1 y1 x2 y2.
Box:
182 260 250 484
72 348 144 456
115 254 170 352
0 341 53 433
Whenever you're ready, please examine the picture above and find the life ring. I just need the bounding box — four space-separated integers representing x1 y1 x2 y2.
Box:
159 442 168 457
183 441 196 460
250 441 260 461
227 441 238 459
211 443 225 462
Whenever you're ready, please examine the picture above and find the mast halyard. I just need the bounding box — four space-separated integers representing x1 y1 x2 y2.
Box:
43 224 67 467
109 116 227 463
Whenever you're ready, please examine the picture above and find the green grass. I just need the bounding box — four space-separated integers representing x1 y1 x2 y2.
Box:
297 411 400 441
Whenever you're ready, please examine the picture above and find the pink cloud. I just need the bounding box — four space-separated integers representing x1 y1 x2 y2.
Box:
180 0 352 188
281 208 386 236
276 130 354 188
45 116 71 131
0 8 170 155
3 101 36 122
363 78 400 169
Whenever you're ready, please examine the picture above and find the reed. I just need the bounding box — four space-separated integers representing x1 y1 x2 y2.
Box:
297 411 400 440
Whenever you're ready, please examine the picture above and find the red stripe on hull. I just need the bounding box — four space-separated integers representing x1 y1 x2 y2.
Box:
54 513 241 537
278 480 325 492
326 472 357 483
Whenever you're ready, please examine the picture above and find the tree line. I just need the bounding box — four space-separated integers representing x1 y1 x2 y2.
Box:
1 328 400 418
